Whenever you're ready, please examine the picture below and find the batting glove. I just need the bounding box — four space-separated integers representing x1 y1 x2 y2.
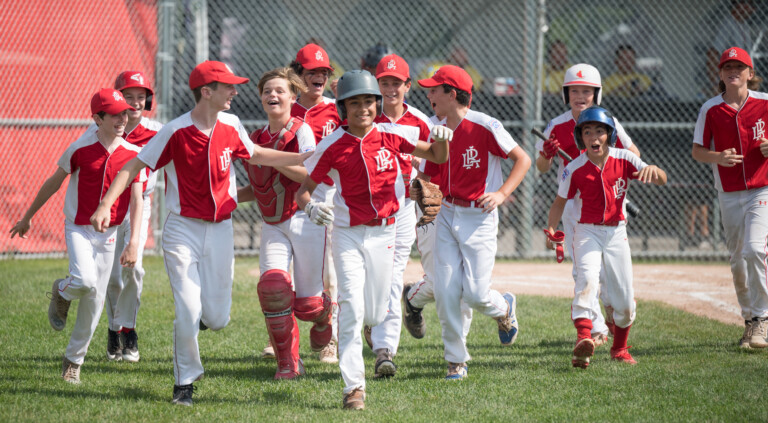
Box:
541 136 560 160
304 201 334 226
431 126 454 143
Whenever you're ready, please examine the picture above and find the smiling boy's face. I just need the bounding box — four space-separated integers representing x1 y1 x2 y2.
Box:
580 122 610 162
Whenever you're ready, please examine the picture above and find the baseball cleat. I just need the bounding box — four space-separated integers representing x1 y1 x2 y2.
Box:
48 279 71 331
739 320 753 349
373 348 396 379
172 383 196 406
342 387 365 410
121 329 140 363
107 329 123 361
61 355 81 384
497 293 518 346
591 332 609 347
261 340 275 359
402 282 426 339
319 339 338 364
610 346 637 365
445 362 468 380
749 317 768 348
274 358 305 380
572 338 595 369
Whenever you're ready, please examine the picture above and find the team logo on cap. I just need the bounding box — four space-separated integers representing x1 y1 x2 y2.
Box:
576 70 584 78
387 59 396 70
315 50 324 61
130 73 144 84
113 91 123 101
729 49 738 58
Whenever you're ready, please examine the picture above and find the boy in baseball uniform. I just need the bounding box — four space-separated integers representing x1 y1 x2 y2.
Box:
418 65 530 380
10 89 144 384
236 67 331 379
296 70 452 410
90 61 308 406
547 106 667 368
692 47 768 348
537 64 641 345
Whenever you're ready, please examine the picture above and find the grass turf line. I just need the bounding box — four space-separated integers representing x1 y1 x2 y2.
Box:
0 257 766 422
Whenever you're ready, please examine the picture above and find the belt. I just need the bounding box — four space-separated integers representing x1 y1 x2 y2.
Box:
444 196 484 208
363 216 396 226
591 221 620 226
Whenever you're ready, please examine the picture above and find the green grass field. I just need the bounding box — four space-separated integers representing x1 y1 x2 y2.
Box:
1 257 766 422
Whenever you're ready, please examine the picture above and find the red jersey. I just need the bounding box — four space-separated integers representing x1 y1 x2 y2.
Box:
693 91 768 192
374 104 432 196
558 148 647 224
138 111 254 222
304 123 419 227
243 119 315 224
539 110 634 178
425 110 519 202
57 131 142 226
291 96 341 142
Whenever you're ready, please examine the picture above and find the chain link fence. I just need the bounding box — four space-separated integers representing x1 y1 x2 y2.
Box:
3 0 765 260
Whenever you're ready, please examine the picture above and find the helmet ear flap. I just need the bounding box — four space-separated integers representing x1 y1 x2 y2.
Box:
336 101 347 121
145 94 153 111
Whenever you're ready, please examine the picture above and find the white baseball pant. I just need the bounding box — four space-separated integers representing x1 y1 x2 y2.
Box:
370 200 416 354
259 211 326 298
333 223 395 395
572 222 636 328
434 203 507 364
409 207 473 338
60 220 118 364
106 195 151 330
162 213 235 386
563 200 610 335
718 186 768 320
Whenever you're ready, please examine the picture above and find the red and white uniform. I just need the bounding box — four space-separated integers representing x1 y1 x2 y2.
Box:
694 91 768 319
369 104 431 354
539 111 635 337
137 111 255 385
304 122 418 395
559 148 648 329
429 109 517 364
103 117 163 332
55 131 142 365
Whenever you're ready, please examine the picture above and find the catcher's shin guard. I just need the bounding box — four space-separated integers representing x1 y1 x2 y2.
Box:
294 293 333 351
258 270 301 379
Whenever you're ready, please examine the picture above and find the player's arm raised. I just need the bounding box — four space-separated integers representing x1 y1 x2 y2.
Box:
120 182 144 268
411 126 451 164
545 196 568 250
692 144 743 167
478 146 532 212
10 167 68 239
91 157 147 232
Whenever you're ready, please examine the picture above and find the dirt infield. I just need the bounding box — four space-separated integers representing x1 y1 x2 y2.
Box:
402 261 742 326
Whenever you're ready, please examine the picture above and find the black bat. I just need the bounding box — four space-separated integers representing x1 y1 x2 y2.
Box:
530 128 641 219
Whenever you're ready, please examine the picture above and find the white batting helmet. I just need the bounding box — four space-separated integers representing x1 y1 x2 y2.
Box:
562 64 602 106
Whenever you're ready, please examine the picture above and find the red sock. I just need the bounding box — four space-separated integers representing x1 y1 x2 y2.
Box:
612 324 631 350
120 327 134 334
574 318 593 340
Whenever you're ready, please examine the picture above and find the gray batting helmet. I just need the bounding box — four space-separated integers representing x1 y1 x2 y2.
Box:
336 70 381 120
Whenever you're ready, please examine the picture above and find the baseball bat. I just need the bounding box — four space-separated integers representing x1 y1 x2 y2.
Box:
531 128 641 219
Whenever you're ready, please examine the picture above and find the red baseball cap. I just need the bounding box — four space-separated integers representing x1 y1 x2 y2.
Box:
376 54 410 81
295 43 333 71
188 61 249 90
719 47 753 68
91 88 136 115
417 65 473 92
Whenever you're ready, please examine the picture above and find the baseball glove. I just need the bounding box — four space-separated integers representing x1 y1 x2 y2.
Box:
411 178 442 227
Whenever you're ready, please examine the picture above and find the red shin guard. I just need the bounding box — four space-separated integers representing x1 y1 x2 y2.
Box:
295 293 332 351
258 270 301 379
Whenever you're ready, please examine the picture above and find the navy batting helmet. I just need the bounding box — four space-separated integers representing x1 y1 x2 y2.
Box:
574 106 617 150
335 70 381 120
361 43 394 71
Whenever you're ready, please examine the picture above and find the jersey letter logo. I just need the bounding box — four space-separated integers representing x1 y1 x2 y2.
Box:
220 147 233 172
753 119 765 141
462 146 481 169
613 178 627 199
321 120 337 138
375 148 394 172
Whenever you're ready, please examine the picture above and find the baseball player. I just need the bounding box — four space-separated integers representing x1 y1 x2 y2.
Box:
418 65 530 380
287 43 343 363
236 67 331 379
102 71 163 363
10 89 143 384
692 47 768 349
90 61 308 406
296 70 452 410
361 53 433 377
536 64 641 344
546 106 667 368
